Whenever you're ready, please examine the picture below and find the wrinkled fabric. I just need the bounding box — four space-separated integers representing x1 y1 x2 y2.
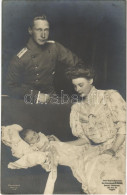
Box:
7 38 83 98
70 87 126 142
2 97 126 195
2 124 33 158
2 125 57 194
68 87 126 194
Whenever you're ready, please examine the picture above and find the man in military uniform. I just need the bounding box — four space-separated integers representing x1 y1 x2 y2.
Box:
7 15 83 103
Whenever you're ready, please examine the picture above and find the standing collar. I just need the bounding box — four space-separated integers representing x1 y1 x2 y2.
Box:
87 86 97 97
84 86 98 104
26 37 47 53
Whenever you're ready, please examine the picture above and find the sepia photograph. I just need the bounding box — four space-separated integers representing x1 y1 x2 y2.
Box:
1 0 126 194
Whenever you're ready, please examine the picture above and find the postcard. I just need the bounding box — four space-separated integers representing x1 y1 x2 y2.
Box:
1 0 126 194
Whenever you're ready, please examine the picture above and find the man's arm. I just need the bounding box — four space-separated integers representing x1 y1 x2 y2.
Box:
55 42 84 66
6 56 38 99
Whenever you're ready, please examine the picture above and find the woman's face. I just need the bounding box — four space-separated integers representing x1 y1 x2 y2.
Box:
72 77 93 97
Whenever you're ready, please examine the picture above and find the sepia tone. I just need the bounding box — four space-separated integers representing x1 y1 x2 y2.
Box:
1 0 126 194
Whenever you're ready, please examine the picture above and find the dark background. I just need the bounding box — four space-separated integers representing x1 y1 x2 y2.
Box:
1 1 126 194
2 0 126 98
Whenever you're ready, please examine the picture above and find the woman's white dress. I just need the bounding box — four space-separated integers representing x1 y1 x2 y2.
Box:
53 87 126 194
2 87 126 194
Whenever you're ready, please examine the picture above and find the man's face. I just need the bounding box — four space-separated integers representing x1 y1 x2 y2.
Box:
29 19 49 46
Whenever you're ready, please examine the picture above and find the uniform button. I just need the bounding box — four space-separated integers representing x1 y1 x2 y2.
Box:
52 71 55 75
36 73 39 76
35 79 39 82
35 66 38 69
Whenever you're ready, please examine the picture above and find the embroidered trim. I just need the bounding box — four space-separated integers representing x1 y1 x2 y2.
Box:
17 48 28 58
46 40 55 43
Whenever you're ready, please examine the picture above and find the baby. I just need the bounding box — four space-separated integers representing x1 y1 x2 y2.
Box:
20 129 50 152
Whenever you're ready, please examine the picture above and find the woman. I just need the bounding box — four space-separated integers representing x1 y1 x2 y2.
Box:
49 64 126 194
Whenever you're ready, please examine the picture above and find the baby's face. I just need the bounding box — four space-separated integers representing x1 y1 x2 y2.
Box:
24 130 39 144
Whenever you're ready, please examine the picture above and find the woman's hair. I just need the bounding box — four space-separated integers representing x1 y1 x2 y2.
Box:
65 63 95 80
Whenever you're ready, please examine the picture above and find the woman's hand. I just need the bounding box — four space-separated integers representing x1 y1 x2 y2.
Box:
47 135 60 142
101 148 115 156
79 113 88 123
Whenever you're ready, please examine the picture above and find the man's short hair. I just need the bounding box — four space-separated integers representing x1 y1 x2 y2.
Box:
29 15 49 28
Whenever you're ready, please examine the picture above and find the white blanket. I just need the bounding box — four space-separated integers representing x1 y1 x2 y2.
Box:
2 124 57 194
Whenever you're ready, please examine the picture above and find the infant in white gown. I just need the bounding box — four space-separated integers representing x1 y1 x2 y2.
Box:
2 123 125 194
2 124 58 194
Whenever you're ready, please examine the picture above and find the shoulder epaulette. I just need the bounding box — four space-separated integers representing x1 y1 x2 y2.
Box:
17 47 28 58
46 40 55 43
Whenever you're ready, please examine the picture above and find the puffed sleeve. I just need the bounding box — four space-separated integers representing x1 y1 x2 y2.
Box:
107 90 126 135
70 103 88 139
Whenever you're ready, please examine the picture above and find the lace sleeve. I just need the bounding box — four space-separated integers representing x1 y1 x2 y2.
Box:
107 90 126 135
70 103 88 138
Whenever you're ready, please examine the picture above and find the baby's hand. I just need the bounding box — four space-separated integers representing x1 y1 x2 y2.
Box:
31 145 39 151
47 135 60 142
40 142 50 152
101 149 115 156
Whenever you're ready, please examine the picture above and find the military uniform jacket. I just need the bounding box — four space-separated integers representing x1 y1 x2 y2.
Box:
7 38 82 98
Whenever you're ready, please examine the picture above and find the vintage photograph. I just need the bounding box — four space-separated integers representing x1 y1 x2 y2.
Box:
1 0 126 194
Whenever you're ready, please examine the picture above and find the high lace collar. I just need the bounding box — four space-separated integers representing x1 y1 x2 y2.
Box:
83 86 98 105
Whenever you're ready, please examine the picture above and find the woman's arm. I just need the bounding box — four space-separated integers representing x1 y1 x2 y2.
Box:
102 134 125 156
48 135 90 146
103 91 126 156
111 134 125 152
66 137 90 146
